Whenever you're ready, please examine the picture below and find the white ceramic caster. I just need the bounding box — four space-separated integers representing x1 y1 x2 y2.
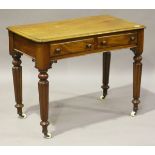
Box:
18 113 27 119
100 95 106 100
44 133 52 139
130 111 136 117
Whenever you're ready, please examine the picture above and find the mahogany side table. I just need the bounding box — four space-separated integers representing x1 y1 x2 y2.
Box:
7 15 145 138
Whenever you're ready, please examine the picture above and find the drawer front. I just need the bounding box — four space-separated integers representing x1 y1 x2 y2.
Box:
50 38 95 56
98 33 137 49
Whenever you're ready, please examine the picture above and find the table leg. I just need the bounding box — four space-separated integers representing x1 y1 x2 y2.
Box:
100 51 111 100
131 51 142 116
38 70 51 138
12 52 26 118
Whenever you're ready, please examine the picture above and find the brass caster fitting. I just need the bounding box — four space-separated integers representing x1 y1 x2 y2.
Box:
100 95 106 100
18 113 27 119
43 133 52 139
130 111 137 117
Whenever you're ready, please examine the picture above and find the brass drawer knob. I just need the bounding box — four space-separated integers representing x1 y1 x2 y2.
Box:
101 40 107 45
55 48 61 54
86 43 92 49
130 36 135 41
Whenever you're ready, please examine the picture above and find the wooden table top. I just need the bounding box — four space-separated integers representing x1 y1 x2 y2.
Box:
7 15 144 43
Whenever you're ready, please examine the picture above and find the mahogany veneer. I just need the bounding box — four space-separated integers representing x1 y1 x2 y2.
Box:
7 15 145 138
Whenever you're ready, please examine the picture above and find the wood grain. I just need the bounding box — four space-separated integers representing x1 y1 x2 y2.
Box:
38 70 49 136
50 38 95 57
98 32 137 49
101 52 111 98
12 52 24 116
7 15 145 137
131 29 144 113
7 15 144 42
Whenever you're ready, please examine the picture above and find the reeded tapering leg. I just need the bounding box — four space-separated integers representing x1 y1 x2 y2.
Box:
130 29 144 117
131 51 142 116
100 52 111 100
12 52 26 118
38 70 51 138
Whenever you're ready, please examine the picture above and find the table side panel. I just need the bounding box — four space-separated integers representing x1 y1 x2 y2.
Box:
13 34 37 58
9 29 143 63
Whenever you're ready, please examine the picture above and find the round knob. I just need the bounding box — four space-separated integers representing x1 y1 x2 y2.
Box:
32 58 35 62
101 40 107 45
55 48 61 54
130 36 135 41
86 43 92 49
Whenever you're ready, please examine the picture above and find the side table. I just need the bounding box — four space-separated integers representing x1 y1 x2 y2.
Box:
7 15 145 138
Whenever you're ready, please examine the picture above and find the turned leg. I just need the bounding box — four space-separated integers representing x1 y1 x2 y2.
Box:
131 51 142 116
12 52 26 118
100 52 111 100
38 70 51 138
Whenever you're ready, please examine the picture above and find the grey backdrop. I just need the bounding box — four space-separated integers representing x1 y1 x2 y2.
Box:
0 10 155 145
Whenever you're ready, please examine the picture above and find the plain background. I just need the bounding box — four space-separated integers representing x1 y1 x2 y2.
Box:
0 9 155 145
